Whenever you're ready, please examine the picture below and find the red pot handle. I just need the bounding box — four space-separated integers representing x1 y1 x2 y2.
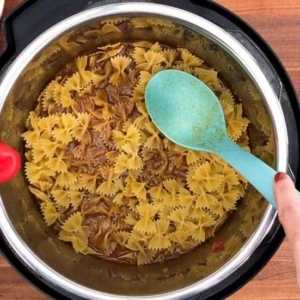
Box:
0 142 21 183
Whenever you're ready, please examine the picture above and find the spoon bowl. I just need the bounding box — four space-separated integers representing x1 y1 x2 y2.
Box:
145 69 285 208
145 70 228 153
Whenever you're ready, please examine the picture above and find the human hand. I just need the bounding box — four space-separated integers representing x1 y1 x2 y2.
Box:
274 172 300 288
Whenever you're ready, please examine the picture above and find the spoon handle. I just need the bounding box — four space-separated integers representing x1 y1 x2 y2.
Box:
217 138 280 208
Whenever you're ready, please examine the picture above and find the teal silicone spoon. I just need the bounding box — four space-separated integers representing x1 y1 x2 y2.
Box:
145 69 281 208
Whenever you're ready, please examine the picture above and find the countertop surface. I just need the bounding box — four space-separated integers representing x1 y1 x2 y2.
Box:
0 0 300 299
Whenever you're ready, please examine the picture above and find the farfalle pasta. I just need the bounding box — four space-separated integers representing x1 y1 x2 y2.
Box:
23 39 258 266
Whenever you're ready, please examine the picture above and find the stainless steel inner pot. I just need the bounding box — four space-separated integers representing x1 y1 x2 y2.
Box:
0 3 288 299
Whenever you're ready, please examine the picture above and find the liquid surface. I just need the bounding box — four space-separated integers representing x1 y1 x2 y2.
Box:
23 40 250 265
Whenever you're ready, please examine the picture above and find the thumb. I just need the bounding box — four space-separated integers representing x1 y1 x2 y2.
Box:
274 172 300 285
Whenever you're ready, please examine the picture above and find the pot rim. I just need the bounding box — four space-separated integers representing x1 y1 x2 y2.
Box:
0 2 288 299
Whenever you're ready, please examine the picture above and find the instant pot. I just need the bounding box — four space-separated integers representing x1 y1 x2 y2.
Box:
0 0 299 299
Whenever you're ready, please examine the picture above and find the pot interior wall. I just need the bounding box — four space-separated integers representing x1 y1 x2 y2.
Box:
0 14 272 296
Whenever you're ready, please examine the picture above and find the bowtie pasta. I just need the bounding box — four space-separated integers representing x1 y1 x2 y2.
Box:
23 40 250 266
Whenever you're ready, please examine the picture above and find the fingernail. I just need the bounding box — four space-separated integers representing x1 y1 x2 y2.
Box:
274 172 287 182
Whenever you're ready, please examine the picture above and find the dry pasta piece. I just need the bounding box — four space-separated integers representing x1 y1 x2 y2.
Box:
112 192 126 206
132 47 147 64
25 161 54 184
38 116 57 133
148 220 171 250
149 42 163 53
134 204 158 234
63 72 82 90
168 208 197 232
144 122 163 149
41 202 59 226
219 90 235 107
136 51 165 71
68 190 85 209
181 50 203 67
43 80 57 100
132 84 145 102
191 207 206 220
221 188 241 211
162 26 185 40
130 17 150 28
61 73 82 107
97 179 118 196
193 67 222 92
191 162 224 192
167 231 195 250
72 232 89 254
138 71 152 87
53 83 62 105
31 146 46 164
114 231 131 247
134 101 149 129
93 61 113 85
102 23 121 35
125 211 139 226
146 17 175 27
222 165 239 186
257 109 272 136
137 248 156 266
112 178 127 206
61 212 82 232
75 56 88 73
97 44 125 63
31 181 53 192
194 193 218 209
132 41 153 48
172 64 193 74
39 138 62 158
122 143 143 171
163 179 182 193
220 99 234 120
28 186 52 203
163 179 182 207
45 152 68 173
51 113 79 143
59 228 88 253
101 17 128 25
227 104 250 141
158 206 173 220
79 173 97 193
55 172 77 187
247 81 262 101
130 181 147 202
148 183 168 202
162 49 178 68
179 187 194 207
114 152 129 174
42 80 59 111
70 113 91 143
113 124 140 149
198 210 216 227
22 129 41 148
186 150 204 165
51 127 73 145
110 56 132 85
51 189 70 208
151 64 164 75
190 225 206 243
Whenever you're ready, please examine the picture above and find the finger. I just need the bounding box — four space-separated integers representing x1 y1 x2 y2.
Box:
274 172 300 279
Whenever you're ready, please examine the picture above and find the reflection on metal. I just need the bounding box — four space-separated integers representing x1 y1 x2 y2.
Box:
0 3 287 300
